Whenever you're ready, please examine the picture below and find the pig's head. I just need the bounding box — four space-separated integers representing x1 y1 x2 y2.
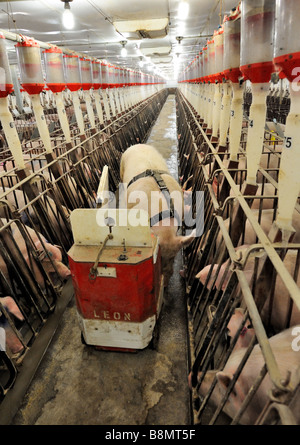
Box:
52 261 71 280
195 261 231 291
196 264 218 289
41 251 71 287
227 308 255 351
192 368 252 425
214 370 251 423
152 224 195 285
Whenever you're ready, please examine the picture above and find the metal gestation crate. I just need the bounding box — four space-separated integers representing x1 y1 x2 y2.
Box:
68 208 164 351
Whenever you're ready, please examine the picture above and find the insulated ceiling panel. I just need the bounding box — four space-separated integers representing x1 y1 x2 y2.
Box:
0 0 240 79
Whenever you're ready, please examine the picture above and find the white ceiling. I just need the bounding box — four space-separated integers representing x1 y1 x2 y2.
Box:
0 0 239 79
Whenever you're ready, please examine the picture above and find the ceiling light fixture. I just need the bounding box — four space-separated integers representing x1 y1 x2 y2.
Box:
178 1 189 20
61 0 74 30
120 41 127 57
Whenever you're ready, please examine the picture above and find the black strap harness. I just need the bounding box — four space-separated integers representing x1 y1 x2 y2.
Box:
127 169 181 227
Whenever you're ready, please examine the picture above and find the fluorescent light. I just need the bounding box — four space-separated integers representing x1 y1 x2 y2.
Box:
178 1 189 20
62 4 74 30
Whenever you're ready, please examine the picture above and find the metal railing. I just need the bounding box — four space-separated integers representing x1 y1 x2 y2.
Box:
177 89 300 426
0 87 168 424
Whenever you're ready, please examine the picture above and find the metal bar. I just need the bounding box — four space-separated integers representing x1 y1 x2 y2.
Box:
178 90 300 312
0 279 74 425
235 268 288 393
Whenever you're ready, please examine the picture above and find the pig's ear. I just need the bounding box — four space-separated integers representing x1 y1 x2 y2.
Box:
216 372 236 395
216 371 246 403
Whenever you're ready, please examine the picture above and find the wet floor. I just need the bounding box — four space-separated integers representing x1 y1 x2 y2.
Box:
11 95 193 426
147 94 179 180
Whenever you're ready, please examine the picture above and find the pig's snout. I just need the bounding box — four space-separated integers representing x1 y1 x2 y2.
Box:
227 308 255 351
0 296 24 321
42 254 71 283
54 261 71 279
4 324 24 354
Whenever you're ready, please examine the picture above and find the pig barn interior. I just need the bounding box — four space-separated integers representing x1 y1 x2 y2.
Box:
0 0 299 428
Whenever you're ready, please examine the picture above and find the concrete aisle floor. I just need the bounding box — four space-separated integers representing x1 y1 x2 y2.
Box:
11 94 193 426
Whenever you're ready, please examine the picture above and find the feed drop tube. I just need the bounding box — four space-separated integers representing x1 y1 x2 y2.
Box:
219 82 231 147
94 89 104 125
54 91 72 144
84 90 96 129
228 82 244 162
212 83 222 139
72 90 85 136
0 96 25 169
30 94 53 153
245 82 269 185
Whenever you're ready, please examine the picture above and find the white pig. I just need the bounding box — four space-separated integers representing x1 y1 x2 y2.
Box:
0 296 24 354
120 144 195 284
0 219 70 290
196 247 300 332
194 326 300 425
226 308 256 352
0 187 70 235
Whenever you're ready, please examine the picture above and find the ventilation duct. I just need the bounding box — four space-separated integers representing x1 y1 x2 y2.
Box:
113 18 169 39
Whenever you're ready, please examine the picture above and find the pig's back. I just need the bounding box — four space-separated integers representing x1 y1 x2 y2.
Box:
120 144 169 183
234 327 300 390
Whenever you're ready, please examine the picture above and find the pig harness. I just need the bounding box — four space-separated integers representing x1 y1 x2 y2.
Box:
127 169 181 227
